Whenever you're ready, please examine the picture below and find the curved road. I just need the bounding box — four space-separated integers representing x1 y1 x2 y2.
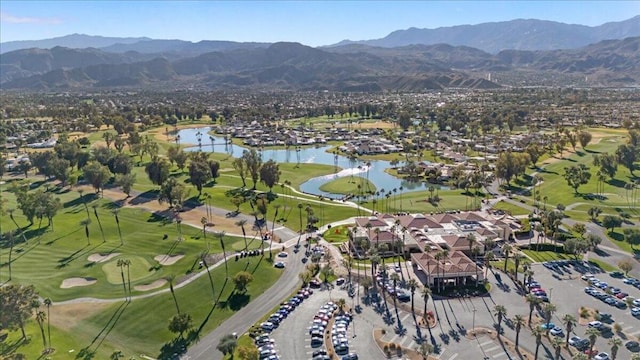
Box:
186 234 308 360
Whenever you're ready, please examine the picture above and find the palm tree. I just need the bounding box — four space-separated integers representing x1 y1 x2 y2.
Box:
563 314 577 344
513 252 525 281
235 219 249 252
7 208 28 243
44 297 52 350
124 258 132 300
201 253 215 298
586 327 601 358
513 315 525 347
390 272 401 325
609 336 622 360
92 204 106 243
526 293 540 325
422 286 431 326
201 216 208 242
407 279 418 318
216 231 228 278
297 203 304 233
268 205 280 258
166 274 180 314
6 230 14 281
416 342 433 359
493 305 507 332
80 218 91 245
502 243 512 273
112 209 124 245
117 259 128 299
78 188 90 219
36 310 47 351
533 326 544 360
552 336 564 360
543 303 557 334
573 353 588 360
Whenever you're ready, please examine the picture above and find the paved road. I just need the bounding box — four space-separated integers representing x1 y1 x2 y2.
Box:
187 241 307 360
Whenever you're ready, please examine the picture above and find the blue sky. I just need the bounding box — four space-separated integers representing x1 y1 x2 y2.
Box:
1 1 638 46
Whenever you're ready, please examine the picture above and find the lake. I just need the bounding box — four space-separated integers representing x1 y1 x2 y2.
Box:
178 127 439 198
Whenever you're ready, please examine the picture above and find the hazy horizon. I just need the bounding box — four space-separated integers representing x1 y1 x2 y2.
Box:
1 1 639 46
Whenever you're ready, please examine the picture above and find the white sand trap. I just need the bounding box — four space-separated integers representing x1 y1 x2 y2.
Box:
88 253 121 263
60 277 97 289
154 254 184 265
134 279 167 291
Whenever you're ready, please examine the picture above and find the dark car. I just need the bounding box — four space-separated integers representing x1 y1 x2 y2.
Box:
626 341 639 350
610 271 624 278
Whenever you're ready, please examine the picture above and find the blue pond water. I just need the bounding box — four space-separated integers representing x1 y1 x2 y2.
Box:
178 127 437 198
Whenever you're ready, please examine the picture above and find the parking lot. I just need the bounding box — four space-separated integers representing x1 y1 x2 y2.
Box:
530 260 640 358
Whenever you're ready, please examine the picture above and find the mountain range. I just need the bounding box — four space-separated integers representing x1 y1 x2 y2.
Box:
331 16 640 53
1 16 639 91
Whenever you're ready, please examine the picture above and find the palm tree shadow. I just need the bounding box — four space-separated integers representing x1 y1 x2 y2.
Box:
193 278 229 338
45 228 82 245
77 301 129 359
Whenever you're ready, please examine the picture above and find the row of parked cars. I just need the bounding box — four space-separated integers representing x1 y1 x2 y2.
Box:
376 269 410 301
257 287 314 359
308 301 358 360
526 280 550 302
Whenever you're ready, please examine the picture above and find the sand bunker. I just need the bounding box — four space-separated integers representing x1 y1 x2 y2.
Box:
154 254 184 265
88 253 120 263
60 277 97 289
134 279 167 291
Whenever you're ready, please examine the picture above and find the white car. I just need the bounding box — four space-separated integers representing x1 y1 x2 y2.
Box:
594 352 610 360
550 327 563 337
631 307 640 317
588 321 603 329
261 322 275 331
568 336 582 347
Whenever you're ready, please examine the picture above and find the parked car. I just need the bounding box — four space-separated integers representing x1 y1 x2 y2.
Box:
274 261 286 268
568 336 582 347
594 352 610 360
610 271 624 278
588 321 603 329
550 327 563 337
626 341 640 350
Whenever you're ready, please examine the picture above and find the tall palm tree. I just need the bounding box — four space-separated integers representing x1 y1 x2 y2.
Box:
92 204 106 243
235 219 249 252
166 274 180 314
116 259 127 299
124 259 132 300
552 336 564 360
421 286 431 326
609 336 622 360
269 205 280 258
201 253 215 298
7 208 28 243
390 272 401 326
297 203 304 233
502 243 512 273
513 252 525 281
112 209 124 245
467 234 477 256
586 327 601 357
44 297 52 350
201 216 208 242
543 303 557 334
563 314 577 344
493 305 507 332
513 315 525 347
6 230 14 281
80 218 91 245
36 309 47 351
526 294 541 325
216 231 228 278
532 326 544 360
407 279 418 318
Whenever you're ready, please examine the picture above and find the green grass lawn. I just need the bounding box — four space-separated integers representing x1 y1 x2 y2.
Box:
318 176 376 195
521 250 573 263
322 224 354 243
588 259 618 273
492 200 532 216
373 188 484 214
